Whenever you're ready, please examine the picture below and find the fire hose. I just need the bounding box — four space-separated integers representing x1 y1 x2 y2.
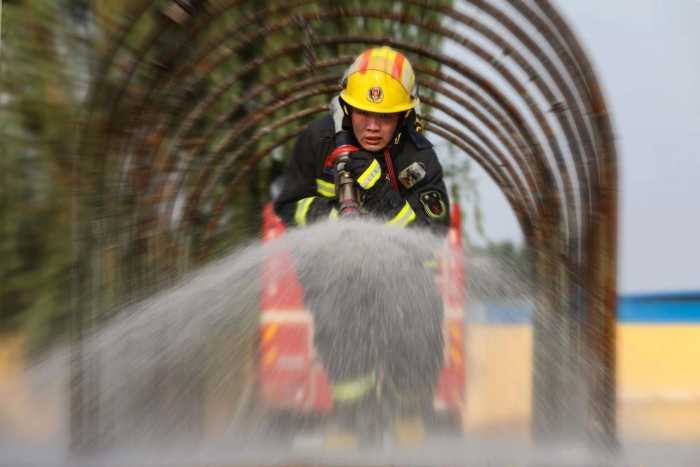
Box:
329 96 361 218
329 147 360 217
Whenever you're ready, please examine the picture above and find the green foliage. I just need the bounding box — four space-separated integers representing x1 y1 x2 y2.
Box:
1 0 84 346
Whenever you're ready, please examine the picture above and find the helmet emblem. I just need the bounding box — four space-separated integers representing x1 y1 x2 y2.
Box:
367 85 384 103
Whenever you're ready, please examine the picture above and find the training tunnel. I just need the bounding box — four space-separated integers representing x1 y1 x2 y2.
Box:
70 0 619 454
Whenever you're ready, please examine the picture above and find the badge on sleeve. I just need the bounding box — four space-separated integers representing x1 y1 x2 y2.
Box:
420 190 447 219
323 154 335 175
398 162 426 189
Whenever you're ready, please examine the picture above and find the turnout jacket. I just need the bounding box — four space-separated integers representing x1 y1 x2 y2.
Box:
273 115 450 236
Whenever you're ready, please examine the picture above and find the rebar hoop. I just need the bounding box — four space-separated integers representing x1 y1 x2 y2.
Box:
71 0 619 453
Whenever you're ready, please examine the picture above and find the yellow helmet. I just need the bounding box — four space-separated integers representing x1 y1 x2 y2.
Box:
340 46 420 114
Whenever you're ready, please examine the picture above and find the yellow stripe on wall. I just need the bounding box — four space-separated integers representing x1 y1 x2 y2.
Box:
463 325 532 435
618 325 700 442
462 323 700 441
618 325 700 392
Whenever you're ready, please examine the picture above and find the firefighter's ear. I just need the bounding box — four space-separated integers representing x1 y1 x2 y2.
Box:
342 113 353 132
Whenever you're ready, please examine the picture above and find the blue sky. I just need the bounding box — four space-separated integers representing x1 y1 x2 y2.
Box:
556 0 700 293
439 0 700 293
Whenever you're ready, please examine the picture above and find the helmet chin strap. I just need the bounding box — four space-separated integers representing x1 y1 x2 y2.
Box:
393 113 406 143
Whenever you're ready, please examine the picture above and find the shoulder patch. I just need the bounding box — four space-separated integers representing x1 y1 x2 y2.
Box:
398 162 426 189
323 153 335 175
419 190 447 219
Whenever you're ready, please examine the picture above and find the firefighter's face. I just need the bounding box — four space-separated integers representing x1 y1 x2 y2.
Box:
351 109 400 152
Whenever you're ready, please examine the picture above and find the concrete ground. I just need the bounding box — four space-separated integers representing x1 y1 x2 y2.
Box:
2 434 700 467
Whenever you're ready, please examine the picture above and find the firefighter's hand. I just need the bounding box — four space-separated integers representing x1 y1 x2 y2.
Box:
344 151 383 191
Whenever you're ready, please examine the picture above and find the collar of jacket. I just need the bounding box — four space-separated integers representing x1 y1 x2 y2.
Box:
387 110 434 160
403 109 434 150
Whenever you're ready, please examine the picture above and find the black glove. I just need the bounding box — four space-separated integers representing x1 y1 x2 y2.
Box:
344 151 383 192
344 151 406 220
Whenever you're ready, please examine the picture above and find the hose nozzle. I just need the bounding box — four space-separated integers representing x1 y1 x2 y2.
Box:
333 153 359 218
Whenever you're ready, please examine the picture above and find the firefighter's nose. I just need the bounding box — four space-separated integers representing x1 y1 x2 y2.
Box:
366 116 380 131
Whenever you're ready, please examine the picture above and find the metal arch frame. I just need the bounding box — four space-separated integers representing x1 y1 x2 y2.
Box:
71 0 618 453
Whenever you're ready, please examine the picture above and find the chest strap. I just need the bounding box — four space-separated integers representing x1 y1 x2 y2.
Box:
383 148 400 193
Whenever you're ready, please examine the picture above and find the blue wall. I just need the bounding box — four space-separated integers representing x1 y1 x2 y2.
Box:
474 291 700 324
619 291 700 323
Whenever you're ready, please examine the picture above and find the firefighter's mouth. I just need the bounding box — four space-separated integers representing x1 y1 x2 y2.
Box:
364 136 382 145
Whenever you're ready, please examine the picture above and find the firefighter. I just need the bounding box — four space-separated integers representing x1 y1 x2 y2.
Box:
273 46 449 448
